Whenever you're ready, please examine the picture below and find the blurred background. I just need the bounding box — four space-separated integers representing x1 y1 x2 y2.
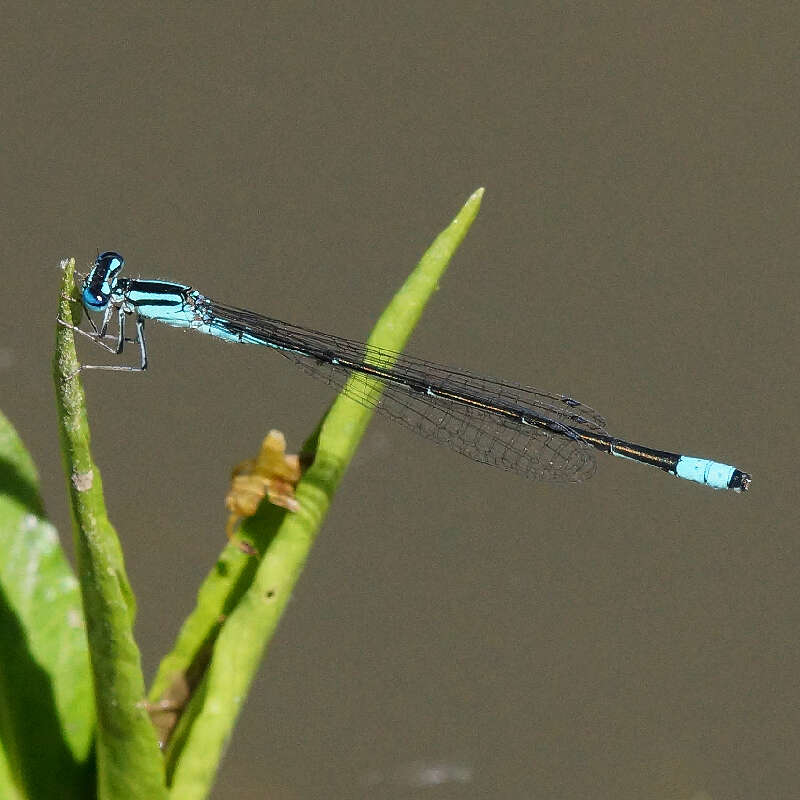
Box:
2 2 796 798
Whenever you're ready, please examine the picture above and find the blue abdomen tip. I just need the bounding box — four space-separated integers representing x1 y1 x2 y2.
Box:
676 456 737 490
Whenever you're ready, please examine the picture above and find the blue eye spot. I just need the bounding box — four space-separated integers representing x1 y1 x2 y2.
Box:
82 288 106 309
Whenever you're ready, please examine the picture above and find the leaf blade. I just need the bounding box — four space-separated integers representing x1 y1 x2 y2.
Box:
164 189 485 798
0 410 95 799
53 261 167 800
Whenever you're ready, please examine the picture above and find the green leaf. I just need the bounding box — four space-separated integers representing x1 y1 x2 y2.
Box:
0 410 94 799
157 189 485 799
53 261 167 799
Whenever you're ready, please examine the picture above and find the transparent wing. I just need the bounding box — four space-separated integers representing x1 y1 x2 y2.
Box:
206 302 604 482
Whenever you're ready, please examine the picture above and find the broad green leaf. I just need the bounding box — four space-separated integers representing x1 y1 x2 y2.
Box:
0 409 94 799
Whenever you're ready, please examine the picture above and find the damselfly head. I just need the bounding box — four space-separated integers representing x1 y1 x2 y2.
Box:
82 251 124 310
